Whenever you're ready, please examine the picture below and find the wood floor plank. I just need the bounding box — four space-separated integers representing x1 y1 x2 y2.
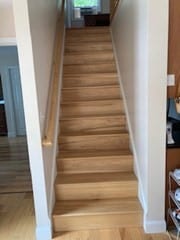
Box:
53 228 170 240
0 193 35 240
0 137 32 193
3 192 168 240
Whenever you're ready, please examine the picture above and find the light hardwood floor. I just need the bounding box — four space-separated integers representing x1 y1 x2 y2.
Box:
54 228 170 240
0 193 36 240
0 134 171 240
0 193 171 240
0 136 32 193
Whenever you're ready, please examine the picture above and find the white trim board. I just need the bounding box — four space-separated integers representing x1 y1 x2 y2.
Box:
0 38 16 46
144 220 166 234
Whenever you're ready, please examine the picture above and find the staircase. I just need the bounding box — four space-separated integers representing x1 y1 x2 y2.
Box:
52 27 142 235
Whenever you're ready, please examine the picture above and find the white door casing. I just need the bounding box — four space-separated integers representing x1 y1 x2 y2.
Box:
9 66 26 136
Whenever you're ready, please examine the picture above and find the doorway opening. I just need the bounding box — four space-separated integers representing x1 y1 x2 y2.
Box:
66 0 110 28
0 46 35 238
0 46 31 192
0 75 7 136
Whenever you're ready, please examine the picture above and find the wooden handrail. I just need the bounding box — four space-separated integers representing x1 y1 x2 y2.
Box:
42 0 65 147
110 0 120 22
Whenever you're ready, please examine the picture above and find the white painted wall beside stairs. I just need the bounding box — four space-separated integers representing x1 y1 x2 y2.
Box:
12 0 64 239
111 0 168 233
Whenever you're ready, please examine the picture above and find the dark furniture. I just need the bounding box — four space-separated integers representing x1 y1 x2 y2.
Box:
84 14 110 26
0 104 7 136
165 147 180 227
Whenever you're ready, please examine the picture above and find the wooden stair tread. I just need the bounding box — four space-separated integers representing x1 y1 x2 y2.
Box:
66 30 109 34
60 130 128 137
61 99 122 105
66 28 109 32
62 73 118 87
55 172 137 185
64 51 113 58
66 32 110 36
60 115 126 133
64 50 113 56
61 113 124 118
64 54 114 65
63 72 118 78
66 36 111 43
63 83 119 88
61 85 122 101
63 63 116 74
57 150 133 174
60 113 125 120
53 198 142 216
61 99 124 117
62 85 120 90
58 133 129 151
66 27 110 32
58 149 132 159
60 114 125 120
63 63 116 67
65 43 113 53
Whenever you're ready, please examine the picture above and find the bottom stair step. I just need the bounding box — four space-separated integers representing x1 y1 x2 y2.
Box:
53 198 142 232
55 172 138 200
57 150 133 173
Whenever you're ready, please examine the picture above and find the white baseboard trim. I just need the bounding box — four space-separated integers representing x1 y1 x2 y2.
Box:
0 38 16 46
36 225 52 240
144 220 166 233
110 27 147 215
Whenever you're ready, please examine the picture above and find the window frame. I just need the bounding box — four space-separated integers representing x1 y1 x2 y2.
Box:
73 0 101 9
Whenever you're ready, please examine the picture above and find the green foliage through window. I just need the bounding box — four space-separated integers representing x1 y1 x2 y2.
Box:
74 0 98 7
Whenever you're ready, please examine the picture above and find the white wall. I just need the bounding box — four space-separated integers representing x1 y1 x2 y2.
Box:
12 0 63 239
112 0 168 233
26 0 58 133
0 0 16 45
